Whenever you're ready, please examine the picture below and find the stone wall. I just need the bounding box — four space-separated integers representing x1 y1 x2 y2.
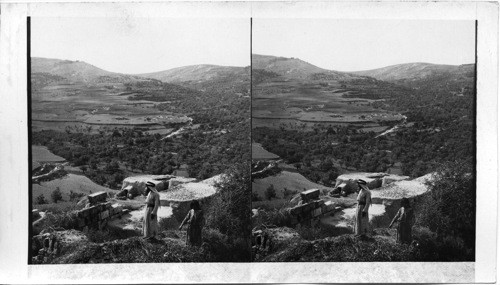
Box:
289 189 337 226
76 197 124 232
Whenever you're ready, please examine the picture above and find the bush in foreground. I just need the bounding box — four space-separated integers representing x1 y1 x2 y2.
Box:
204 162 251 260
416 159 475 257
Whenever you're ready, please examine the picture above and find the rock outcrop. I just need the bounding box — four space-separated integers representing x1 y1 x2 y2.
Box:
371 173 434 203
121 175 174 197
334 172 409 195
159 174 224 223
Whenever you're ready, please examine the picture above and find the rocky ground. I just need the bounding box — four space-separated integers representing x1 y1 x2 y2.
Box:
253 226 436 262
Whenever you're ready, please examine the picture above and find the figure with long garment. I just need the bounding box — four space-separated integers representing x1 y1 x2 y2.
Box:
354 179 372 237
143 181 160 240
389 197 414 244
179 200 204 246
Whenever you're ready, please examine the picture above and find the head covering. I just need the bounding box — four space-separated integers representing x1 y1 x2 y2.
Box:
357 179 367 185
145 181 159 194
357 179 369 190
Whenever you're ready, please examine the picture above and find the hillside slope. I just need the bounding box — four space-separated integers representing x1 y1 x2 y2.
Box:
31 57 160 86
140 64 247 83
352 62 475 91
252 54 357 81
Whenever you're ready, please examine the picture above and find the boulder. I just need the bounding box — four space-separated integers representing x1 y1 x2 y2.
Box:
88 191 107 205
300 189 320 202
381 174 410 187
159 175 220 205
115 187 130 198
121 175 174 196
371 173 434 203
335 172 387 194
168 177 197 189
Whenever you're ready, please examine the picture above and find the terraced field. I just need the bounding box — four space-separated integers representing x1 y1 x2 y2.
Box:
31 82 191 133
252 79 404 131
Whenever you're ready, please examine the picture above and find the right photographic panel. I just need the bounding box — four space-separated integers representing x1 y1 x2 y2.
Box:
251 19 476 262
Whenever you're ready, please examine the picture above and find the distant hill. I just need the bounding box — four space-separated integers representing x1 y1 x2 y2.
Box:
352 62 474 81
31 57 160 86
352 62 475 91
140 64 246 83
139 64 250 94
252 54 357 81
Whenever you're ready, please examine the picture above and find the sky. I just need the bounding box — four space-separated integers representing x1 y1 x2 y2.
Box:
32 17 250 74
252 19 476 71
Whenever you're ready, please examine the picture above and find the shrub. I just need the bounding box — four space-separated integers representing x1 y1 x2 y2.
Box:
265 184 277 200
159 216 179 231
251 192 262 202
282 187 296 198
411 226 474 261
258 207 294 228
201 228 250 261
36 194 47 205
69 191 85 202
205 162 251 252
416 159 475 250
44 211 79 230
51 187 63 203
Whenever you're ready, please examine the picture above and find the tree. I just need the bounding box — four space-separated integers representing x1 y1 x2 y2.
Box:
319 158 333 172
204 162 251 260
51 187 63 203
69 190 84 202
265 184 277 200
79 165 87 173
416 159 475 249
251 192 262 201
36 194 47 205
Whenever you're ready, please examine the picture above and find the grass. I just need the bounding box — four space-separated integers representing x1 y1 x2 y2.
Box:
252 143 280 160
32 173 117 207
32 145 66 162
252 170 334 201
44 227 250 263
255 226 474 262
34 201 81 213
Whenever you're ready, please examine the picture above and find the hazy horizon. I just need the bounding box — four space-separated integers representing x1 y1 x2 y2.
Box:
253 19 476 72
32 17 250 74
31 55 247 75
252 52 475 72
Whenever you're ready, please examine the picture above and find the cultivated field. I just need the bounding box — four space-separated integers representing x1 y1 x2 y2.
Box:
32 173 117 201
252 170 335 200
252 143 280 160
252 79 404 130
31 82 191 132
32 145 66 162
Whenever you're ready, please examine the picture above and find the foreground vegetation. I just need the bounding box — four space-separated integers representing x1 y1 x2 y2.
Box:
32 75 250 189
252 65 476 261
252 158 475 261
253 70 474 183
33 162 251 263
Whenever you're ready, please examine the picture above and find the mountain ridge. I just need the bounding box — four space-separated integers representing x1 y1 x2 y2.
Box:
139 64 248 83
31 57 159 85
351 62 475 82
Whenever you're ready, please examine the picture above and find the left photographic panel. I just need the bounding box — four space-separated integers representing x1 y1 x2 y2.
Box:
28 17 251 263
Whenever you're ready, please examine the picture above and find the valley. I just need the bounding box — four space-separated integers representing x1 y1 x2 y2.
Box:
252 55 406 132
30 56 251 263
251 53 476 262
